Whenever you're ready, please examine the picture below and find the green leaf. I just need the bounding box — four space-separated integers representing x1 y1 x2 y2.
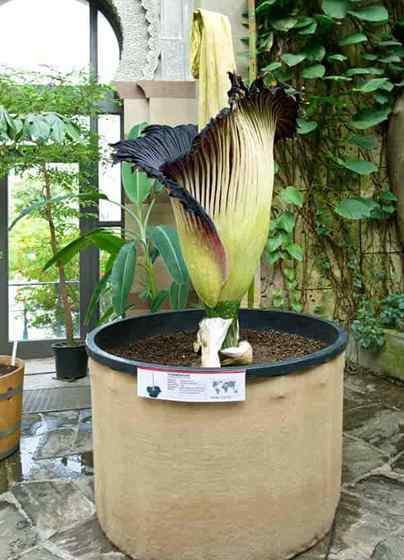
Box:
345 67 385 76
266 250 282 265
23 114 51 142
280 186 305 207
337 158 378 175
255 0 277 14
84 255 115 326
375 92 390 105
43 228 125 271
286 243 304 261
281 53 306 67
298 21 318 35
335 197 379 219
267 233 285 253
122 164 152 205
378 54 401 63
304 44 326 62
339 33 368 46
353 78 389 93
111 241 137 317
44 113 66 143
169 281 190 310
348 5 388 23
262 62 282 73
327 53 348 62
322 0 347 19
149 225 188 284
295 17 315 29
127 122 148 140
297 119 318 134
277 212 296 233
362 53 378 61
150 290 169 313
302 64 326 79
352 106 391 129
348 134 378 150
381 191 399 202
271 17 298 31
324 75 352 81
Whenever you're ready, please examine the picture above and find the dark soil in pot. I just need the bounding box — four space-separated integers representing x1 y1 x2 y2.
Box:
0 364 17 377
53 342 88 380
105 328 326 367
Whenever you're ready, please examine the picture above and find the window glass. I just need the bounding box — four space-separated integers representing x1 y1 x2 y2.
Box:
98 9 120 83
98 114 122 222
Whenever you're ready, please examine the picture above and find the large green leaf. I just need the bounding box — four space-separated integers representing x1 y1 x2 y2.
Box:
335 197 379 219
280 186 304 207
302 64 326 79
352 107 391 129
327 53 348 62
348 5 388 23
9 191 107 230
23 114 50 142
277 212 295 233
122 164 152 205
111 241 137 317
271 17 298 31
169 281 190 310
255 0 277 14
295 17 315 29
303 44 326 62
348 134 378 150
84 254 115 326
149 225 188 284
297 119 318 134
337 158 378 175
43 228 125 271
298 21 318 35
262 62 282 73
127 122 148 140
150 290 169 313
345 67 385 77
322 0 347 19
281 53 306 67
339 33 368 46
353 78 389 93
286 243 304 261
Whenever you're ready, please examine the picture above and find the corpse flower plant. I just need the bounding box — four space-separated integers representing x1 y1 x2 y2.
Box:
112 74 298 367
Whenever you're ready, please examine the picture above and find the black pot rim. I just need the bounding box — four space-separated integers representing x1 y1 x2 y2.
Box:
86 309 348 378
52 341 86 350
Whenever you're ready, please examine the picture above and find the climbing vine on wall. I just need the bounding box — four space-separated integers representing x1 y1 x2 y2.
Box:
251 0 404 323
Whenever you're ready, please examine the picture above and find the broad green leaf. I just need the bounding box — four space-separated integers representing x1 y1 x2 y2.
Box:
23 114 50 142
379 54 401 63
337 158 378 175
345 67 385 76
302 64 326 79
322 0 347 19
44 113 66 143
297 118 318 134
281 53 306 67
277 212 295 233
348 134 378 150
266 250 282 265
169 281 190 310
352 106 391 129
327 53 348 62
362 53 378 61
379 80 394 92
271 17 298 31
339 33 368 46
267 233 284 252
335 197 379 219
127 122 147 140
280 186 304 207
111 241 137 317
381 191 399 202
295 17 315 29
150 290 169 313
43 228 125 271
375 92 390 104
149 225 188 284
255 0 277 14
9 191 107 230
262 62 282 73
84 254 115 326
122 164 152 205
379 40 401 47
348 5 388 23
324 75 352 81
304 44 326 62
298 21 318 35
353 78 389 93
286 243 304 261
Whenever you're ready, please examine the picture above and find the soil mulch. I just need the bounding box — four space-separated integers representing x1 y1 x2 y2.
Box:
105 328 326 367
0 364 17 377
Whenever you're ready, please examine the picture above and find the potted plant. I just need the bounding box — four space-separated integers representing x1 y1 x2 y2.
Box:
0 346 24 461
351 294 404 381
0 70 111 380
86 74 348 560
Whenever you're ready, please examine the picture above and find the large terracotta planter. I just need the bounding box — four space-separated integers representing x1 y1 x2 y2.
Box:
0 356 25 461
86 309 347 560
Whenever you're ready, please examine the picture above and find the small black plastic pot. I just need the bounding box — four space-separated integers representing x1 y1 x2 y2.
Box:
52 342 88 380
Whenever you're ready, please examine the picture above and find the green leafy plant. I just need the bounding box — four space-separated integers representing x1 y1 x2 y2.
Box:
352 301 385 351
380 293 404 330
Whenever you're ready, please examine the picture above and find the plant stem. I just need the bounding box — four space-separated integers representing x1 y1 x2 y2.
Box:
42 164 75 344
205 301 240 349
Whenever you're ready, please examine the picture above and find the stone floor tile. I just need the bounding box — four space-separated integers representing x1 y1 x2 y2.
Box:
79 553 130 560
21 414 44 437
344 367 404 411
34 428 77 460
0 497 38 559
49 515 119 557
75 473 95 503
350 475 404 515
42 411 80 431
293 535 329 559
371 535 404 559
17 545 63 559
343 436 387 484
11 480 94 538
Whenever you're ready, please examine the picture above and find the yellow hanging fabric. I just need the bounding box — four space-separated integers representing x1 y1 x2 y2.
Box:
192 9 237 130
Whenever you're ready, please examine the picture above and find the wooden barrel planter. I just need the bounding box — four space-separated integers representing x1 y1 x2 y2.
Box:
0 356 25 461
87 309 347 560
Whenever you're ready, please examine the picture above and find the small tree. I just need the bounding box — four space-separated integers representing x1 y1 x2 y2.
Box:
0 69 113 343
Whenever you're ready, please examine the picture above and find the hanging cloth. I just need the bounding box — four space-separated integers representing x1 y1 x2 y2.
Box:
192 9 237 130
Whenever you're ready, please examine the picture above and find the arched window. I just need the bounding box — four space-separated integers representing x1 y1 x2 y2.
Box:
0 0 120 83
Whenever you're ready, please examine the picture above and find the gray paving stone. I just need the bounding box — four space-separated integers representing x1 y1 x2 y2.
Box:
11 480 94 538
21 414 43 437
351 475 404 515
294 535 329 559
371 535 404 559
17 545 62 559
50 515 118 557
343 436 387 484
42 411 80 430
34 428 76 460
0 498 38 559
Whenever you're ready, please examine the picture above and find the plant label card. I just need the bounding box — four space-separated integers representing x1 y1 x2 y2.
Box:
137 367 246 403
